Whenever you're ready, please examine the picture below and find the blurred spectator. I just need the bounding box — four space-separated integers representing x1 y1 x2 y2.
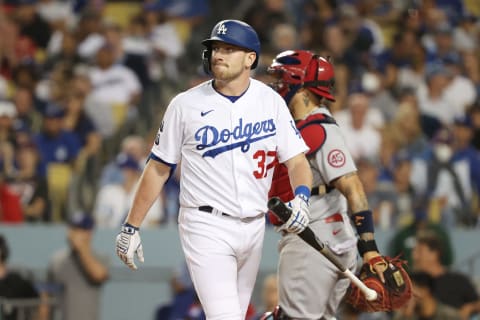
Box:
242 0 290 54
63 86 101 215
462 50 480 98
8 143 49 222
443 53 477 118
360 70 398 122
0 234 47 320
33 102 81 221
74 9 105 61
122 14 152 88
143 2 185 83
389 215 453 269
253 273 278 319
335 92 383 160
154 261 203 320
0 100 18 179
469 102 480 151
48 212 109 320
0 173 23 222
13 0 52 50
355 156 388 228
416 63 455 126
320 23 349 112
338 3 384 78
93 152 164 228
427 23 458 64
393 271 461 320
412 231 480 319
63 89 101 169
36 0 75 30
99 134 147 187
12 85 42 134
396 86 443 140
453 13 479 52
261 22 298 65
377 150 420 229
390 102 430 159
410 126 480 227
86 43 142 140
377 30 425 93
44 30 84 74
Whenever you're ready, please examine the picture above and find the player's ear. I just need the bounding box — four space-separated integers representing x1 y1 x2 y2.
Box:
245 51 256 69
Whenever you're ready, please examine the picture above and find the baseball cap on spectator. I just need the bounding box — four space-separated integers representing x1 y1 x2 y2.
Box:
43 103 65 118
442 52 461 65
143 0 169 12
0 101 17 118
432 127 454 145
425 63 451 82
116 153 141 171
69 212 95 230
392 149 412 167
453 114 473 128
17 0 37 5
434 23 453 35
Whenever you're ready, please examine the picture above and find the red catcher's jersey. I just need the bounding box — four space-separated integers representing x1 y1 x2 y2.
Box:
267 112 333 225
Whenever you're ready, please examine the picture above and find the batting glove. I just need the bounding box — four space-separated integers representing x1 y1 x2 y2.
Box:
285 193 310 234
116 223 144 270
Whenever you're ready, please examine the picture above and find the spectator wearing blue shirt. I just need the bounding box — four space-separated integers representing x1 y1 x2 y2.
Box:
33 103 81 221
34 103 81 177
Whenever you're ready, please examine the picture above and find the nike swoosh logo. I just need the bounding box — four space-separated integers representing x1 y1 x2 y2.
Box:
332 229 341 236
201 110 214 117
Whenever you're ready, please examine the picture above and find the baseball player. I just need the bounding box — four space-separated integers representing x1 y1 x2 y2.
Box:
115 20 313 320
264 50 386 320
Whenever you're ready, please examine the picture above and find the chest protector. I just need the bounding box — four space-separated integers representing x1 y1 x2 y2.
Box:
268 112 337 225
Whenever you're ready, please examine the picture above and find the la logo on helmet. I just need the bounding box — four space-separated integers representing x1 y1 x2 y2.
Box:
217 23 228 35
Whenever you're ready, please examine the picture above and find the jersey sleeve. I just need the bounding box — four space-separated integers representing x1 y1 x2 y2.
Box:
315 124 356 183
275 99 309 163
150 96 183 164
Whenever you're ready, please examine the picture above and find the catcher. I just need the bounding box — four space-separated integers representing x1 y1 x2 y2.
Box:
264 50 411 319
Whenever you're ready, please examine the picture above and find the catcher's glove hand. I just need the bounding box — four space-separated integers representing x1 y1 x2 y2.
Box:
346 255 412 312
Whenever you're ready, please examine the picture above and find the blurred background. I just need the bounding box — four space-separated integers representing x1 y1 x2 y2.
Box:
1 0 480 319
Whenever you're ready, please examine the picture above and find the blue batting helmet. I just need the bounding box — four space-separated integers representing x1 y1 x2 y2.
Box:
201 19 261 74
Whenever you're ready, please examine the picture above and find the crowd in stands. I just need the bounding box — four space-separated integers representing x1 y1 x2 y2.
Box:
0 0 479 230
1 0 480 318
0 0 479 231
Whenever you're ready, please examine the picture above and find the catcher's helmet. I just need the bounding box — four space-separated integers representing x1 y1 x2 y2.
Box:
268 50 335 105
202 19 261 74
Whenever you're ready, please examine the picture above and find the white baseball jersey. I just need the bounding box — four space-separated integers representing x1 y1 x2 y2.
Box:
151 78 308 218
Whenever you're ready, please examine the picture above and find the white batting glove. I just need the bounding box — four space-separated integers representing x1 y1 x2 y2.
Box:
116 223 144 270
285 194 310 234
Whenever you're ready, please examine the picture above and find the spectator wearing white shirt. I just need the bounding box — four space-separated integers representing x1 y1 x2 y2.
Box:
335 92 382 160
86 43 142 139
94 153 164 228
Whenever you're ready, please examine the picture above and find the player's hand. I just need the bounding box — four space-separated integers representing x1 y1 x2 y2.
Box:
116 223 144 270
285 195 310 234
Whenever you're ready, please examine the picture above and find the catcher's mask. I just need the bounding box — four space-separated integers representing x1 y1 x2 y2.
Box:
201 19 261 75
267 50 335 105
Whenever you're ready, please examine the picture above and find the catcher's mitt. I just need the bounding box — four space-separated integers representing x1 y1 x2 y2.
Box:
346 255 412 312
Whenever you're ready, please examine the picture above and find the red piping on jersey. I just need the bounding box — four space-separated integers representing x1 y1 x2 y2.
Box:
324 212 344 223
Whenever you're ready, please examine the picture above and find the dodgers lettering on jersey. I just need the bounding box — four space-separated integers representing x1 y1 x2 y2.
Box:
151 79 308 218
195 118 276 158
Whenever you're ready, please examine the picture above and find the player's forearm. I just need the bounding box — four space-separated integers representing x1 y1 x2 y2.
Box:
285 154 313 190
333 172 369 212
334 173 374 240
125 160 171 227
75 249 109 283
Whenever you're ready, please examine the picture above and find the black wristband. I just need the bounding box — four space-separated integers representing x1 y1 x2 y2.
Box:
357 239 378 256
122 223 139 234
